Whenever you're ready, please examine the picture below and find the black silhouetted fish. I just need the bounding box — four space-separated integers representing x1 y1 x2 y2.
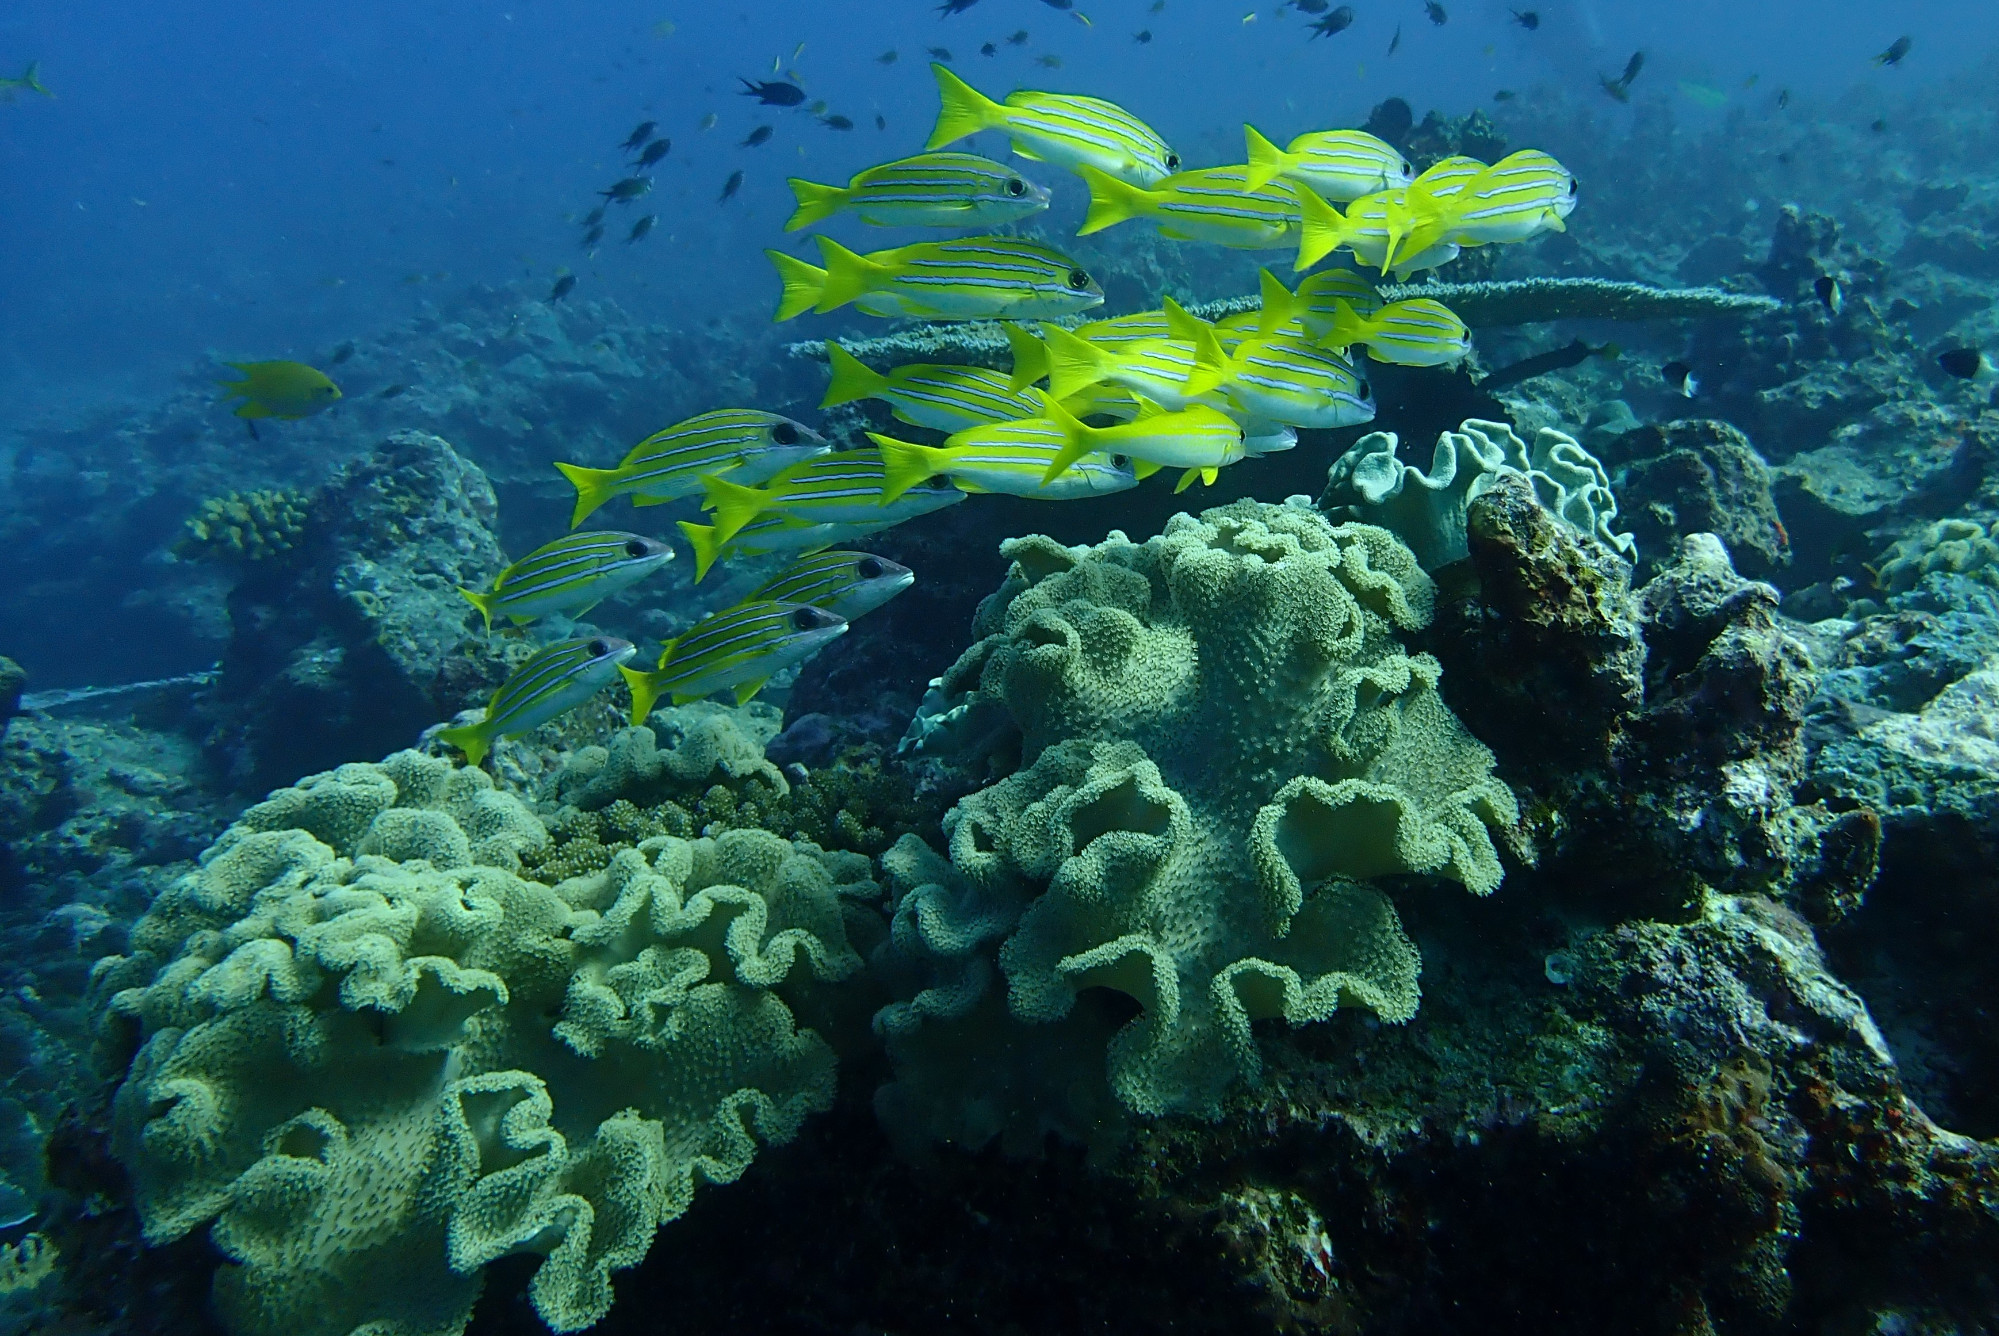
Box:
1007 29 1030 43
635 139 670 168
627 214 655 243
1938 348 1991 380
1813 275 1842 315
550 273 576 301
878 49 899 64
599 177 651 202
581 225 604 247
1873 35 1912 66
1478 339 1616 390
1309 7 1356 38
822 114 853 130
743 124 773 147
1425 1 1446 23
740 78 806 106
1134 29 1152 42
1662 360 1698 397
938 0 982 13
1511 9 1538 28
622 121 656 150
720 170 744 202
1388 23 1401 54
929 46 954 60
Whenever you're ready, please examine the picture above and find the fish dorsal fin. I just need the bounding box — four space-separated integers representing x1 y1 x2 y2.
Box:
1129 393 1167 423
1161 295 1210 344
1256 268 1295 338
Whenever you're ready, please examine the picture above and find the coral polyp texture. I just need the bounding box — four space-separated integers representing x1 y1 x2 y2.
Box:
882 500 1519 1140
91 748 874 1336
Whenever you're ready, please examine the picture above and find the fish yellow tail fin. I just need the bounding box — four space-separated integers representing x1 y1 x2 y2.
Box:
1322 299 1372 351
784 177 850 232
677 520 730 583
822 342 889 408
1032 389 1101 485
619 664 663 727
1256 267 1298 337
870 434 953 504
1077 164 1152 236
1173 466 1219 494
456 585 498 634
1003 322 1048 391
435 720 493 769
926 63 1006 149
1293 188 1351 271
1041 324 1110 401
1242 125 1294 192
702 474 772 544
553 460 623 528
814 236 890 313
767 249 828 322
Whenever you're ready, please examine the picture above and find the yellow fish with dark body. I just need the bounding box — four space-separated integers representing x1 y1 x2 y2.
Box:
218 361 342 420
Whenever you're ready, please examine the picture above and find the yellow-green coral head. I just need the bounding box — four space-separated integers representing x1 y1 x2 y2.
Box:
218 360 342 420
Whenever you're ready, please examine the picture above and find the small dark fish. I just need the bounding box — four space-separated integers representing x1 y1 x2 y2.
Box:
739 78 806 106
581 225 604 247
929 46 954 60
1134 29 1152 43
329 342 355 365
1777 89 1790 108
622 120 656 151
550 273 576 301
599 177 651 202
877 49 899 64
1870 117 1888 132
1007 28 1030 43
1424 1 1446 23
582 205 605 227
1938 349 1988 380
1510 8 1538 28
982 41 997 55
720 170 744 202
1309 7 1356 38
1150 0 1165 9
1035 53 1062 67
243 419 262 442
1813 275 1842 316
1478 339 1612 390
635 139 670 169
627 214 655 243
380 384 409 399
742 124 773 147
875 113 887 130
1493 89 1516 102
1662 360 1698 397
1388 23 1401 55
1873 35 1912 67
822 114 853 130
1041 0 1073 8
938 0 981 13
1293 0 1329 11
1620 50 1644 84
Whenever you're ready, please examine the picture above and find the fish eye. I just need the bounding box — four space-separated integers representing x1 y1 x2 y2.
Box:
1111 454 1129 468
587 638 612 657
623 538 650 558
771 421 800 445
1401 160 1414 176
1164 153 1181 172
1005 177 1027 196
1067 269 1092 291
791 606 823 630
1568 179 1579 195
1357 381 1372 399
858 556 884 578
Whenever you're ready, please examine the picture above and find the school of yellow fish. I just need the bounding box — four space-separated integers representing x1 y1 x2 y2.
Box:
440 64 1578 763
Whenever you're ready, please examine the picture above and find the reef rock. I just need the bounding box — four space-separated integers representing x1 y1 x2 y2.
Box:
1606 419 1791 578
201 432 506 795
881 500 1520 1144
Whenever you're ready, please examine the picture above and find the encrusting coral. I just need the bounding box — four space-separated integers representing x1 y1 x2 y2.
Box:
1322 418 1635 569
171 489 313 564
90 748 875 1336
882 500 1519 1141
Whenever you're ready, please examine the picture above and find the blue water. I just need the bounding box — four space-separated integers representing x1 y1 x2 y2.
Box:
2 0 1988 423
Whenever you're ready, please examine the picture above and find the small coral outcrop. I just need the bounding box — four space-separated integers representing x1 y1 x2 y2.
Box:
1322 418 1634 569
171 489 313 565
91 748 872 1336
883 500 1519 1139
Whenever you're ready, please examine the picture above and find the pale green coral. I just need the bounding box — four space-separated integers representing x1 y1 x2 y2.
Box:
552 707 787 811
1873 517 1999 594
173 488 313 564
93 754 875 1336
880 500 1518 1135
1322 417 1635 569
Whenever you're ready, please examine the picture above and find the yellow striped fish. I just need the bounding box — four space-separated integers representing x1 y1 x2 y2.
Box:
702 448 965 543
748 551 914 621
1076 164 1307 249
1437 150 1578 245
925 63 1179 186
871 422 1139 502
678 514 894 583
457 531 673 632
1002 312 1181 390
436 636 635 768
1034 392 1246 493
1295 186 1462 276
769 235 1104 322
621 601 847 721
554 409 829 527
1188 334 1376 429
1254 266 1384 339
785 152 1051 231
1323 297 1470 367
1241 125 1415 200
824 342 1046 431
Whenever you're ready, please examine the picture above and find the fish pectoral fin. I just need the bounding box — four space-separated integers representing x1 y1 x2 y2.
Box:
732 677 769 706
670 691 707 706
1132 459 1164 480
569 601 601 620
1012 145 1045 161
506 614 536 627
235 403 273 418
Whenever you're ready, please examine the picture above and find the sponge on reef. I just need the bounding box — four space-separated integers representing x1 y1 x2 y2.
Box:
91 750 875 1336
880 500 1519 1136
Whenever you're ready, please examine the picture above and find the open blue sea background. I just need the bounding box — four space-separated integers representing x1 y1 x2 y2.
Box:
3 0 1990 427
